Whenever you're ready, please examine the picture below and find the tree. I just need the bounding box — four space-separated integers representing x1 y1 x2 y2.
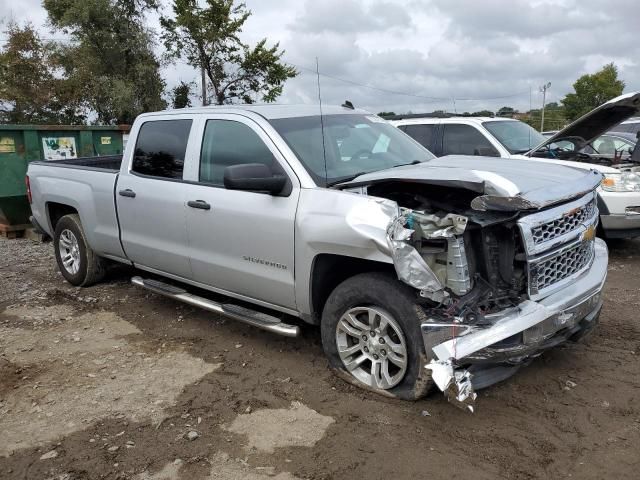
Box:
161 0 297 105
0 23 85 124
471 110 494 117
522 103 567 131
562 63 625 121
377 111 396 117
171 81 193 108
44 0 167 124
497 106 516 117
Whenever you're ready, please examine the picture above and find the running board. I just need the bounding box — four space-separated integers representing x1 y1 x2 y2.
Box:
131 276 300 337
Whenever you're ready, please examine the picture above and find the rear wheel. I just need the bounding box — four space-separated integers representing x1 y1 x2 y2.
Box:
54 214 106 287
321 272 433 400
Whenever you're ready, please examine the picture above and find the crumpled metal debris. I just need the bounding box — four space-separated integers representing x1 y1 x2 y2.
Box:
410 212 468 239
426 359 477 413
386 215 445 298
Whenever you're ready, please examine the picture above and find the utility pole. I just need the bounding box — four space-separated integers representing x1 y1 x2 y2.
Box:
201 65 208 106
539 82 551 132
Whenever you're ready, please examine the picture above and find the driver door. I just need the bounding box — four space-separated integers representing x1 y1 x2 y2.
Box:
183 114 300 310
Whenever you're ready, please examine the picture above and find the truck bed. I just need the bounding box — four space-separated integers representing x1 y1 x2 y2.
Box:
32 155 123 172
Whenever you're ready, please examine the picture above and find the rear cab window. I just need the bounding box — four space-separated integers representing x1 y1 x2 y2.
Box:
132 119 193 179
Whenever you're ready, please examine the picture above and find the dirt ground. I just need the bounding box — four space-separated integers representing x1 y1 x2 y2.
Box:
0 236 639 480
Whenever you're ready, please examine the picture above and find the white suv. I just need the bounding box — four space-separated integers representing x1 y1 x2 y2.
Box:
391 93 640 239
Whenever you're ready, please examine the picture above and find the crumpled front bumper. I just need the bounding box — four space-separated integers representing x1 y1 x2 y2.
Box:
421 238 608 411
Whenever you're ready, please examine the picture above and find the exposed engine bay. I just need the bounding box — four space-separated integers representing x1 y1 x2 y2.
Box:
369 182 529 322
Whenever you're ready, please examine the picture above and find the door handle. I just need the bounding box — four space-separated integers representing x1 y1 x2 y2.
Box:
119 189 136 198
187 200 211 210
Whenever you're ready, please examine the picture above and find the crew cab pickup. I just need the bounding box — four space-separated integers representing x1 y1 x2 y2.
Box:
392 92 640 239
27 105 607 410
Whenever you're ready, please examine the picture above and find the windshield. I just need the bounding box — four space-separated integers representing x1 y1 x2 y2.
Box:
483 120 548 154
269 114 435 186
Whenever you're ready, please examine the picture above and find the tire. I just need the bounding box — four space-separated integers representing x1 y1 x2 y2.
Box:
53 214 106 287
321 272 433 400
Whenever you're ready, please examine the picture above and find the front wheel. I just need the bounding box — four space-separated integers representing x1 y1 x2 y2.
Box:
321 272 433 400
53 214 106 287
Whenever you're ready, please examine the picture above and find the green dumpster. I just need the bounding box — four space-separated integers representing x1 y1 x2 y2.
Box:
0 124 129 227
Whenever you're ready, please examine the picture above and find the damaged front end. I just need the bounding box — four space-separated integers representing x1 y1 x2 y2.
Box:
340 171 607 412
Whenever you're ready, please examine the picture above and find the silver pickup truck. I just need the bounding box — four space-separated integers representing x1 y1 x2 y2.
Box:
27 105 607 410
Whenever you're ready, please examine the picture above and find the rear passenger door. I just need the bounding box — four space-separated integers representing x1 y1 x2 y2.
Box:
441 124 500 157
116 118 194 279
183 114 299 310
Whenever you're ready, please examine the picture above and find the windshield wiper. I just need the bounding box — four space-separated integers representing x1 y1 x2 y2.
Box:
390 160 423 168
326 172 369 187
326 161 426 187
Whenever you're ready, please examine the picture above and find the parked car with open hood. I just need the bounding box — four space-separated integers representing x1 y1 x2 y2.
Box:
27 104 606 411
392 92 640 239
541 131 636 163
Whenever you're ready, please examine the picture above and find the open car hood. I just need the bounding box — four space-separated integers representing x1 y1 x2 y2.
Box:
526 91 640 155
338 156 603 212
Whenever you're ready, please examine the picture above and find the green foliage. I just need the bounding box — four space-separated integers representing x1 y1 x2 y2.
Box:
0 23 86 124
471 110 494 117
161 0 297 105
562 63 625 121
171 81 193 108
377 111 396 117
497 106 517 117
523 102 567 131
43 0 167 124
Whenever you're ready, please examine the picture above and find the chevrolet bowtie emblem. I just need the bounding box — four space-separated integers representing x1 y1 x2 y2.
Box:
582 225 596 242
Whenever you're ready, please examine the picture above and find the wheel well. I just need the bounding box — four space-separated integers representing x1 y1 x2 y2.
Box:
310 254 395 323
47 203 78 231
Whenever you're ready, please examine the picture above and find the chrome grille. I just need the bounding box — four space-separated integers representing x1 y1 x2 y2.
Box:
518 192 599 299
530 198 596 245
530 240 595 292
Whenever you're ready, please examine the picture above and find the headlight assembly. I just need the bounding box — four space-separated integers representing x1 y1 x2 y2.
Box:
602 172 640 192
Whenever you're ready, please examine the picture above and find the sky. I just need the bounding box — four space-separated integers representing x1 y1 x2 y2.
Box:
2 0 640 114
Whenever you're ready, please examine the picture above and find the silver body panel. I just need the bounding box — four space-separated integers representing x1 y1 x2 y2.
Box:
116 173 193 278
27 165 125 259
180 113 300 310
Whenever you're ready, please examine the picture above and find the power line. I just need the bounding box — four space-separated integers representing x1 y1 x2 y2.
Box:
287 60 531 103
288 61 447 102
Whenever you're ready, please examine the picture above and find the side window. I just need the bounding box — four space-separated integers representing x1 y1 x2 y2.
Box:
132 120 192 179
200 120 277 186
442 124 499 157
403 124 437 149
614 138 634 152
592 136 616 154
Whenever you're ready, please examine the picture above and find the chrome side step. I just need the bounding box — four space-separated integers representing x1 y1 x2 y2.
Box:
131 276 300 337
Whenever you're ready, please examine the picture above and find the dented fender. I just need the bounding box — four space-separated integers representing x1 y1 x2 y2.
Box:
294 188 456 318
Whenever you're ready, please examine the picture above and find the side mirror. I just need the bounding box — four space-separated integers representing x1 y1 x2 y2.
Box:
223 163 286 195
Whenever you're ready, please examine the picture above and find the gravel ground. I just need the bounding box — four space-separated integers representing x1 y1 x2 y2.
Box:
0 236 639 479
